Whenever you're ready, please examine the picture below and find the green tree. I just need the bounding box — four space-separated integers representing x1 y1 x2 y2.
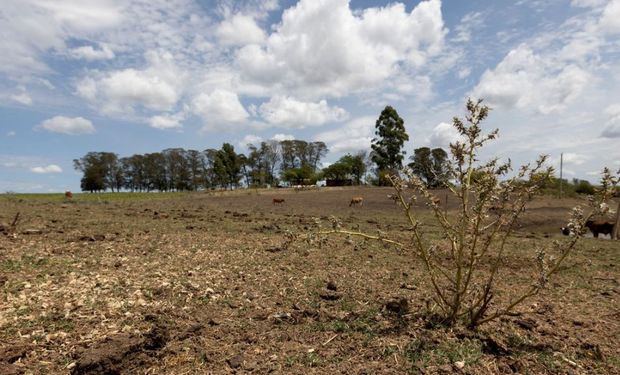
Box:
322 162 350 182
280 140 299 170
263 141 281 186
73 152 105 192
215 143 243 189
244 142 281 187
574 179 595 195
282 164 317 185
162 148 191 191
322 153 366 185
186 149 205 191
279 139 328 182
203 149 222 189
371 106 409 184
409 147 450 188
306 141 328 170
73 152 120 192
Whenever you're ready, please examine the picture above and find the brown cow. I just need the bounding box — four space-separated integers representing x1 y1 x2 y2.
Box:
585 220 614 238
561 220 615 238
64 191 73 199
272 198 285 205
349 197 364 207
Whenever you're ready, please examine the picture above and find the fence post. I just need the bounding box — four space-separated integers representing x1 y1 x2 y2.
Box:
613 200 620 240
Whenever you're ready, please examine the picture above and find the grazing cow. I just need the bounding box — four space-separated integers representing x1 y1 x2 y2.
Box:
349 197 364 207
561 220 615 238
585 220 614 238
272 198 285 205
64 191 73 199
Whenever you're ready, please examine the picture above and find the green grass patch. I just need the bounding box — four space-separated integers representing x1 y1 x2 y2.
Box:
405 336 483 369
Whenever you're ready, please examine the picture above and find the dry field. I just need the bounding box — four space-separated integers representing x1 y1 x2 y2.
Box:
0 187 618 374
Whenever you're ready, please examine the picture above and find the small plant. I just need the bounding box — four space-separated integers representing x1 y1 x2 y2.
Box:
574 179 595 195
1 212 21 237
320 99 619 328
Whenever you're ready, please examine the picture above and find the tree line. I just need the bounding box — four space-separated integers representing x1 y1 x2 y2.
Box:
74 106 452 192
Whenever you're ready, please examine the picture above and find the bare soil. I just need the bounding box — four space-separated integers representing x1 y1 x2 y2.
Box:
0 187 618 374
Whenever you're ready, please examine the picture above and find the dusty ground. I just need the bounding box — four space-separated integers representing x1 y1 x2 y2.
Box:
0 187 618 374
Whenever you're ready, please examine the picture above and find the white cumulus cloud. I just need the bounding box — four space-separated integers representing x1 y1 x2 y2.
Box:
216 14 266 46
472 45 590 114
38 116 95 135
238 134 264 149
68 44 115 60
571 0 606 7
30 164 63 174
599 0 620 34
258 96 348 128
555 152 590 166
601 103 620 138
426 122 463 148
271 133 295 141
0 0 123 76
192 89 249 131
76 50 183 115
314 116 375 153
11 92 32 105
236 0 446 98
149 112 185 130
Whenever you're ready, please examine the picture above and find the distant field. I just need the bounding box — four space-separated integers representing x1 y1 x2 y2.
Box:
0 191 191 202
0 187 618 374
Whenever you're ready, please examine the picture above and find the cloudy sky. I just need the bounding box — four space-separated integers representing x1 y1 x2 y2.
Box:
1 0 619 192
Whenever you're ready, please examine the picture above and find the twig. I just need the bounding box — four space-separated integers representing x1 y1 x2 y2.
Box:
322 334 338 346
10 212 20 229
593 277 618 284
317 229 405 247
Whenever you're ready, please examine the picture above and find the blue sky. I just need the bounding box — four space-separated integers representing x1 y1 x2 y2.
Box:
1 0 619 192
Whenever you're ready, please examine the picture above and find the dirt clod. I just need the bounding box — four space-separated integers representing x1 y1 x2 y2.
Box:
319 291 342 301
227 354 244 369
516 318 538 331
0 362 21 375
22 228 42 235
78 234 105 242
326 280 338 291
71 325 168 375
481 336 510 356
385 297 408 315
0 344 31 363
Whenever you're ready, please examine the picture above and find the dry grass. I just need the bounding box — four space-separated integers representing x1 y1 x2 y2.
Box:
0 187 618 374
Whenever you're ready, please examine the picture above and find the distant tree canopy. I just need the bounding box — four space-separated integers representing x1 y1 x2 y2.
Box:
73 152 119 193
322 152 367 185
408 147 451 188
244 141 281 187
278 140 328 185
73 139 328 192
371 106 409 184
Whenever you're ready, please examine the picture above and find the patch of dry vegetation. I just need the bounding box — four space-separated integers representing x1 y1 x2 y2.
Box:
0 187 618 374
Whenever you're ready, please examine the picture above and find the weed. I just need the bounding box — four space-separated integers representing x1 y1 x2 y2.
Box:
537 351 560 371
320 99 620 328
302 352 321 367
405 336 482 368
